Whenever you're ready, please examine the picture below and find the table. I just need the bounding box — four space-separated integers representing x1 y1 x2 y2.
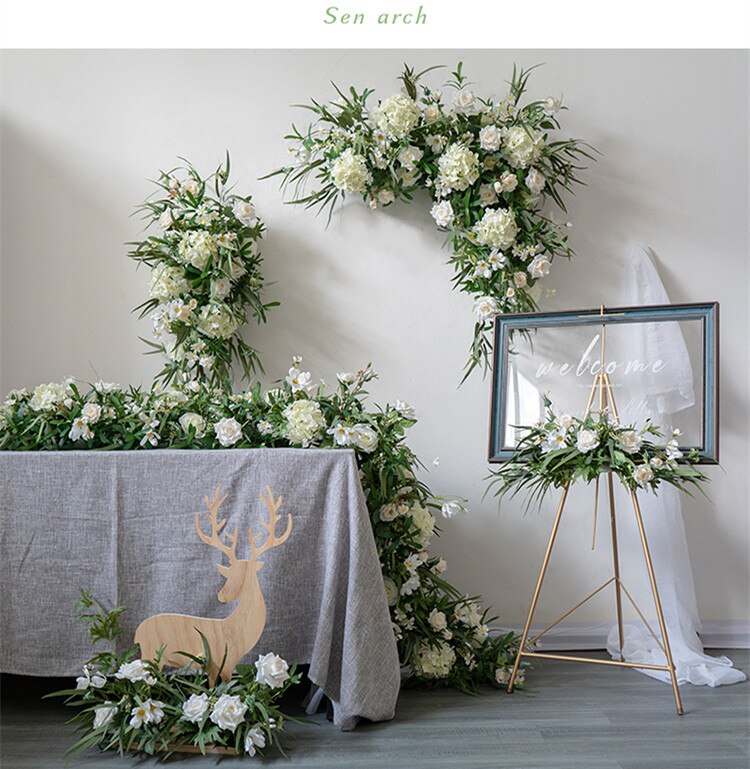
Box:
0 448 400 730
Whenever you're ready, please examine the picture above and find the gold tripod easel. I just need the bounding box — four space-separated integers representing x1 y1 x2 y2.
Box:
506 308 684 715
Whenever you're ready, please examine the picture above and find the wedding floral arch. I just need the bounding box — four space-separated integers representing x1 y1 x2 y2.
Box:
269 63 594 378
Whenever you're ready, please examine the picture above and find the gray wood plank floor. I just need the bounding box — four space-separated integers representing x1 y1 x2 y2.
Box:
2 650 748 769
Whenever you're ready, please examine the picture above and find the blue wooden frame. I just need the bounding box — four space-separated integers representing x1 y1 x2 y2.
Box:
489 302 719 464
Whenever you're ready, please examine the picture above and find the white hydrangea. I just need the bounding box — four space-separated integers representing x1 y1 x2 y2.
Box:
177 230 218 270
197 304 238 340
412 640 456 678
148 264 189 302
409 503 436 547
330 148 372 194
502 124 544 169
437 143 480 192
283 399 326 447
30 380 72 412
473 208 518 250
373 92 421 140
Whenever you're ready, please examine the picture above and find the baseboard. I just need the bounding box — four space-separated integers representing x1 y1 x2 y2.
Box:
494 620 750 650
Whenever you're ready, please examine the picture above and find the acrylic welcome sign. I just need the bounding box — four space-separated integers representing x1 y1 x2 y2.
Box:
489 303 719 463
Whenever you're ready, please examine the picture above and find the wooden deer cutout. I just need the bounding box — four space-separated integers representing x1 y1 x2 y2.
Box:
134 485 292 683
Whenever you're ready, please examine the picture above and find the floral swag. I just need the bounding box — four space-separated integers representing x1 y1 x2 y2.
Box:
268 63 594 378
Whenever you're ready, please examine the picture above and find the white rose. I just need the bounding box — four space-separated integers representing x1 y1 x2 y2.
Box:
159 209 174 230
650 456 665 469
394 400 416 420
576 429 600 453
423 104 440 122
479 124 502 152
473 295 499 323
383 576 399 606
93 703 118 729
556 414 575 432
428 609 447 632
254 652 290 689
214 417 242 447
244 726 266 756
352 424 379 453
525 167 546 195
618 430 643 454
528 254 551 279
430 200 454 228
183 180 200 196
81 402 102 424
211 277 232 300
441 499 468 519
377 188 395 205
233 200 257 227
498 170 518 192
543 95 562 115
179 412 206 437
495 668 511 685
513 271 528 288
397 145 424 170
210 693 248 732
633 464 654 487
181 693 209 723
115 659 157 685
479 184 498 206
452 88 479 115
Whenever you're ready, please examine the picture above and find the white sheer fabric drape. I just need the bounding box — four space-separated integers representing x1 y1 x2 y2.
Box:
605 245 745 686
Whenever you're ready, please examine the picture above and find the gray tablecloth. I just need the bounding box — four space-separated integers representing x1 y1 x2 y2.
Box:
0 448 400 730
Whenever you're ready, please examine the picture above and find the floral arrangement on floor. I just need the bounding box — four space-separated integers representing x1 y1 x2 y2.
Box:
129 156 277 389
268 62 594 378
48 591 300 760
488 396 709 508
0 363 522 692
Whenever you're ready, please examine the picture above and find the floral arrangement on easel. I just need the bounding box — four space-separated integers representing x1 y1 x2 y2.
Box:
48 591 301 760
0 155 522 692
268 62 594 377
129 156 277 389
488 396 709 507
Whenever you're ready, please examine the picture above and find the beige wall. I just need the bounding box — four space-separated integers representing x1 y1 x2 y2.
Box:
1 49 748 634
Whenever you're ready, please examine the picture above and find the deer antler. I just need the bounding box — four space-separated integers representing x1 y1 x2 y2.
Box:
249 486 292 564
195 485 238 561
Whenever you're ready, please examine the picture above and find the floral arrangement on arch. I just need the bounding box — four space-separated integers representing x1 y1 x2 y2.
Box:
48 591 300 760
129 157 278 389
0 363 522 691
268 63 594 377
488 396 709 508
